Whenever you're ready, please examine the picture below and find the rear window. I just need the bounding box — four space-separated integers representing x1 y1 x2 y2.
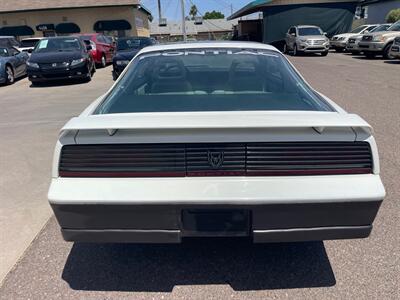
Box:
20 39 40 48
95 48 333 114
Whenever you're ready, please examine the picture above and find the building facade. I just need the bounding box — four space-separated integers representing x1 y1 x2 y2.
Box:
0 0 152 39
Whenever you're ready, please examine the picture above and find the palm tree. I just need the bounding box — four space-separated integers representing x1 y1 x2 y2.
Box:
189 5 198 21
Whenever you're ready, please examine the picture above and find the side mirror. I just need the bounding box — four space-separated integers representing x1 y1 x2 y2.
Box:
323 32 327 36
27 48 33 53
86 45 92 51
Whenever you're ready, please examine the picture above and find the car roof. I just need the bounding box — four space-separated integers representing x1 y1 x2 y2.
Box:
139 41 279 54
42 36 80 40
21 37 44 41
119 36 151 40
296 25 321 28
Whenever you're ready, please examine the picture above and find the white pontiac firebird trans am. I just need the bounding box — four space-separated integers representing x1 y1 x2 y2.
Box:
48 42 385 243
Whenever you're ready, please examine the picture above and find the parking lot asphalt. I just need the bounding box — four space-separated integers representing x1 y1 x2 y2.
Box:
0 53 399 299
0 67 114 282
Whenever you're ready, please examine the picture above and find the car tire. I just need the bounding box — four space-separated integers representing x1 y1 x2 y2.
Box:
91 63 96 76
5 65 15 85
100 55 107 68
321 51 329 56
83 66 92 83
383 43 394 59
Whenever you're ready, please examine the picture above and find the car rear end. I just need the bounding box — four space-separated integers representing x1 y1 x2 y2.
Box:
48 44 385 243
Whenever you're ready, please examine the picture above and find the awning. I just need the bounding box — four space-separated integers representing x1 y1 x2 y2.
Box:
94 20 132 31
0 25 34 36
228 0 362 20
55 23 81 34
228 0 273 20
36 24 55 31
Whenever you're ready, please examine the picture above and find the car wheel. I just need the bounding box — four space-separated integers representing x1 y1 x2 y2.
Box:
383 43 394 59
5 65 15 85
91 63 96 75
100 55 107 68
321 51 329 56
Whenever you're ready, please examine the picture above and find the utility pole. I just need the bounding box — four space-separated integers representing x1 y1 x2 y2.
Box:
230 4 233 15
157 0 162 23
181 0 187 42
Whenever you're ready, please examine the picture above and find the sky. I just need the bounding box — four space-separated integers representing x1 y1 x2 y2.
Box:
140 0 251 21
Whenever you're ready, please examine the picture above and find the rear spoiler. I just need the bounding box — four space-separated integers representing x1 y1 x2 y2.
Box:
61 111 372 134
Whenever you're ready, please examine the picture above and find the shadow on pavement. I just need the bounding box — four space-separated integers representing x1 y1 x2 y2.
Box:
29 79 90 88
384 60 400 65
62 239 336 292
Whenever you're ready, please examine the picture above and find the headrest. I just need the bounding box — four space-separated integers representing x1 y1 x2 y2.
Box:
152 58 186 81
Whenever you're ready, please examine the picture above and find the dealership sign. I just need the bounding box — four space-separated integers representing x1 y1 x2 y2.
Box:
36 24 55 31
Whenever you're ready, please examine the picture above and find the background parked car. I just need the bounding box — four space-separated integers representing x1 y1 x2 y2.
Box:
26 37 95 85
346 24 392 54
284 25 329 56
112 36 155 80
0 36 20 49
0 47 29 85
389 36 400 59
19 37 44 54
331 24 379 52
358 21 400 59
76 33 115 68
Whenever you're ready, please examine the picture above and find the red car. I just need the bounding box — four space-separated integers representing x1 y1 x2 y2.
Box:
76 33 115 68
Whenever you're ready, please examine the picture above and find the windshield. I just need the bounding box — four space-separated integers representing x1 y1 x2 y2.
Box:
34 38 82 53
298 27 323 36
351 25 368 33
388 22 400 31
96 48 333 114
20 39 40 48
371 24 390 32
0 48 8 57
117 38 152 51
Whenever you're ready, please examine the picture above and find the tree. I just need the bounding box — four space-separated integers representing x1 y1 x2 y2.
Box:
189 5 198 21
386 8 400 23
203 10 225 20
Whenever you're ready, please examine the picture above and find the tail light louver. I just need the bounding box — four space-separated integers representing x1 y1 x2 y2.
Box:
59 142 373 177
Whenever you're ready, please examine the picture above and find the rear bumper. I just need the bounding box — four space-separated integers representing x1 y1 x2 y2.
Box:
49 174 385 243
53 201 380 243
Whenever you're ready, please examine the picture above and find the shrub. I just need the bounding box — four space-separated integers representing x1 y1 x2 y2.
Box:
386 9 400 23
